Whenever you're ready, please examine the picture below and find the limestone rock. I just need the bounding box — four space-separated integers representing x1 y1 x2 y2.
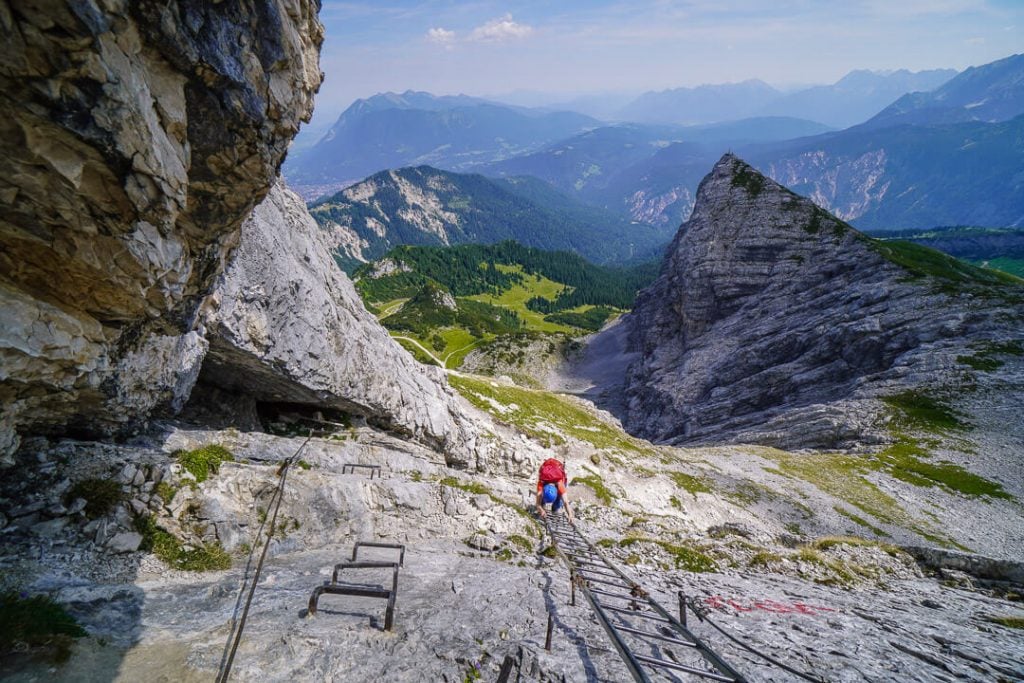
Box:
624 153 1024 449
0 0 324 456
107 531 143 554
196 180 533 472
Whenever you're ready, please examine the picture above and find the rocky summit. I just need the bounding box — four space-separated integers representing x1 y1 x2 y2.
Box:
623 153 1024 451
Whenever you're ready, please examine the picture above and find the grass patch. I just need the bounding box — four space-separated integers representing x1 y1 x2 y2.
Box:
748 550 782 567
987 616 1024 629
730 163 765 197
870 239 1024 293
669 471 712 497
440 476 541 531
795 547 856 585
619 537 717 573
833 506 890 537
957 340 1024 372
296 460 312 471
507 534 534 553
882 390 967 434
571 474 614 505
876 393 1009 499
439 476 490 497
65 478 123 519
0 592 86 663
176 445 233 484
134 515 231 572
449 374 652 454
155 481 179 506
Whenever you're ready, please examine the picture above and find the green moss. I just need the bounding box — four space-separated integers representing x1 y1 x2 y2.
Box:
65 478 123 519
0 592 86 662
571 474 613 505
296 460 312 471
134 515 231 572
540 545 557 559
624 554 640 566
176 445 233 484
987 616 1024 629
833 506 890 537
409 470 423 482
596 538 616 548
669 495 682 510
495 548 513 562
669 471 712 497
620 537 717 573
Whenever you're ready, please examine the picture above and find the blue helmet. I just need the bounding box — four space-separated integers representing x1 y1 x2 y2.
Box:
543 483 558 504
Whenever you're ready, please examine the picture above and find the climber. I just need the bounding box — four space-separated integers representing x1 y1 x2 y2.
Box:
535 457 574 524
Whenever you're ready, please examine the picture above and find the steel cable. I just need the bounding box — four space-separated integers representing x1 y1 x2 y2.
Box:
215 433 312 683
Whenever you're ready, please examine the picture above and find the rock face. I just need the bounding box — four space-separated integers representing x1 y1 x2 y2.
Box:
624 153 1024 449
0 1 323 457
196 181 524 469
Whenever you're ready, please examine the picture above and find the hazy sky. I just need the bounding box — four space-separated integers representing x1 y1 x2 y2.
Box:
313 0 1022 122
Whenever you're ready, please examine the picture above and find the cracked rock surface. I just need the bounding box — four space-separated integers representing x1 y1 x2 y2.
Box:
0 0 323 457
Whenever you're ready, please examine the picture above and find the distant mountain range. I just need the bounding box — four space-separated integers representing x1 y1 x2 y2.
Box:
307 166 672 270
283 91 598 195
617 79 782 125
617 69 957 128
862 53 1024 129
293 53 1024 250
488 56 1024 231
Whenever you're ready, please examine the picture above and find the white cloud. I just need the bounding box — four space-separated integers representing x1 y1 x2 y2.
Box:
469 14 534 42
426 27 456 46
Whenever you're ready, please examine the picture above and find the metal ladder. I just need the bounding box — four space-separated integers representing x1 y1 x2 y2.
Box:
545 514 747 682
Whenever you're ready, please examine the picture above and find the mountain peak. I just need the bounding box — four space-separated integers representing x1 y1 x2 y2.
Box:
624 157 1021 449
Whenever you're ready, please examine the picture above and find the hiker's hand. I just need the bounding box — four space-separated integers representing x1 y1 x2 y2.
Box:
537 508 547 519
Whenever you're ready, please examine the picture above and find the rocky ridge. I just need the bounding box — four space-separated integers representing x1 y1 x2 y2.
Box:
623 153 1024 450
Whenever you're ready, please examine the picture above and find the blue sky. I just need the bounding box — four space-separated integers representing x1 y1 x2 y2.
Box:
312 0 1022 122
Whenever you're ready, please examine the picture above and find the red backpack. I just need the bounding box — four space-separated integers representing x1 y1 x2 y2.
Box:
539 458 565 484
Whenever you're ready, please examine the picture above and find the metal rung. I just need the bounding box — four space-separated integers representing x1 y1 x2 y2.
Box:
617 624 697 648
308 559 400 630
633 654 737 682
351 541 405 567
604 605 671 622
575 575 627 588
590 587 644 601
573 559 613 569
342 463 381 478
577 567 622 580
